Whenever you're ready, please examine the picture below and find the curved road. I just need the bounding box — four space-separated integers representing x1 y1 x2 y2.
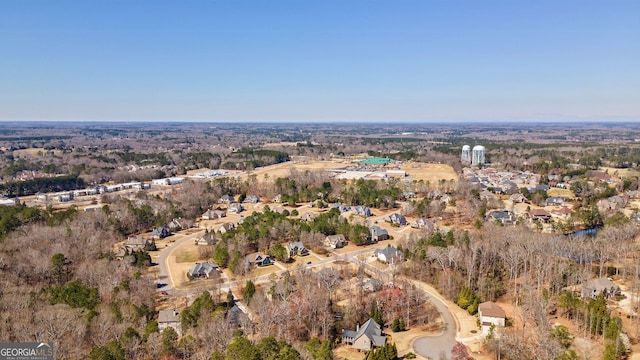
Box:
157 228 458 359
410 287 457 359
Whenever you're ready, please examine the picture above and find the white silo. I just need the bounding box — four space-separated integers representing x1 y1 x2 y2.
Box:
461 145 471 163
472 145 485 165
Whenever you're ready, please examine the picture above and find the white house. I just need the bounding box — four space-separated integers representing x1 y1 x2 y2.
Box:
478 301 506 336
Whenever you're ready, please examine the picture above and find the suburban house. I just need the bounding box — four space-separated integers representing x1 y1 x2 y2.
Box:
300 212 318 222
509 193 527 203
245 252 272 267
331 203 351 213
219 195 235 204
168 218 194 230
341 318 387 351
582 278 621 299
411 217 435 232
195 231 217 246
202 209 226 220
488 210 516 225
217 222 235 234
374 246 403 264
325 234 347 249
551 206 572 219
478 301 506 336
530 208 551 223
385 213 407 226
243 195 260 203
151 226 171 239
228 203 244 214
158 309 182 336
116 236 152 259
359 278 384 292
285 241 309 257
353 205 372 217
188 262 218 278
545 197 566 206
402 191 416 199
370 226 389 242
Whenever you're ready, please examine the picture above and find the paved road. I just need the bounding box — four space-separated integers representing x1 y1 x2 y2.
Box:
155 230 205 291
410 285 457 360
157 226 459 360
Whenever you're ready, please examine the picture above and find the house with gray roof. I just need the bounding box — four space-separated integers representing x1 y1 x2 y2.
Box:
324 234 347 249
219 195 235 204
228 203 244 214
202 209 226 220
353 205 372 217
188 262 218 278
285 241 309 257
384 213 407 226
370 226 389 242
341 318 387 351
151 226 171 239
374 246 403 264
582 278 621 299
488 210 516 225
243 195 260 203
158 309 182 336
411 217 435 232
331 203 351 213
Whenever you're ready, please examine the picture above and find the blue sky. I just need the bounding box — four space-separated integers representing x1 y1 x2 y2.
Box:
1 1 638 122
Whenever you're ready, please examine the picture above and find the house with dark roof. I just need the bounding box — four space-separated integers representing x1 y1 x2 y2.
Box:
582 278 621 299
370 226 389 242
478 302 506 336
341 318 387 351
188 262 219 278
488 210 515 225
353 205 372 217
245 252 272 267
384 213 407 226
151 226 171 239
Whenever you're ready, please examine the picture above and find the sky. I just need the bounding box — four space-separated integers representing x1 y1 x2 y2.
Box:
1 1 639 123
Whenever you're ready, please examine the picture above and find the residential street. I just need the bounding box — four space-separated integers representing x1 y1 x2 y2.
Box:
155 225 477 359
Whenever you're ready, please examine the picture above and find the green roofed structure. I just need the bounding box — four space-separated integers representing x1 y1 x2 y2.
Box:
359 157 395 166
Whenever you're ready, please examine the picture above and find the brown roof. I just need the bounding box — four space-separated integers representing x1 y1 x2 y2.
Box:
479 301 506 319
530 208 551 217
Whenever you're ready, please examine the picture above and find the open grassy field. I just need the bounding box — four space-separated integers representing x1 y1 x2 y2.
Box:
547 188 576 199
238 157 458 185
600 166 640 178
12 148 63 157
